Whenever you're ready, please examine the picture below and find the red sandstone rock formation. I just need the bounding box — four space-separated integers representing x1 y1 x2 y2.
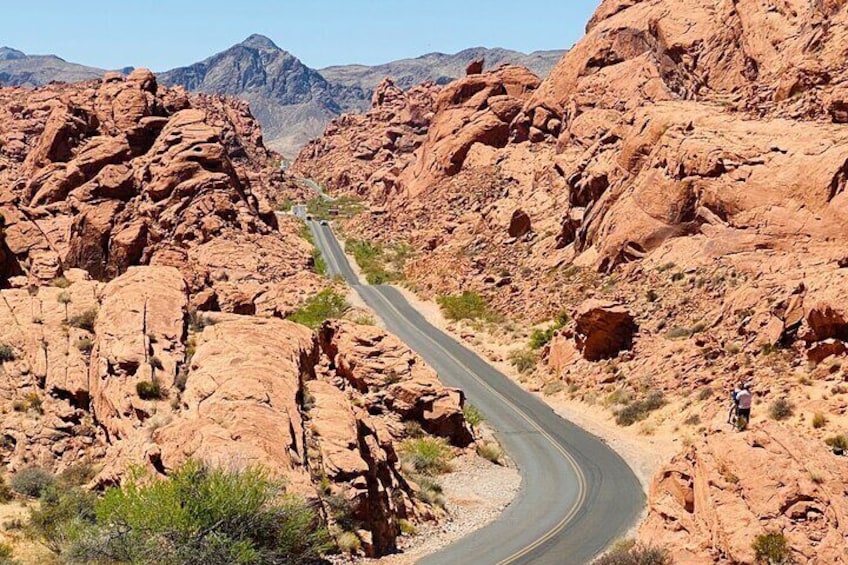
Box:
0 69 318 314
0 71 473 558
293 1 848 561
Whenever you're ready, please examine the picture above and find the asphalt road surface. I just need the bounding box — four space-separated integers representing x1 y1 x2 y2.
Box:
308 220 644 565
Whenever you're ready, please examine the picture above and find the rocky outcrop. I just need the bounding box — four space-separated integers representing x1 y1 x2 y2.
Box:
642 423 848 564
0 264 471 557
0 69 320 315
318 321 473 446
574 300 637 361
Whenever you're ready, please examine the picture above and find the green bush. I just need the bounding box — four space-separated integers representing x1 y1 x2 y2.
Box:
752 532 792 564
769 398 794 421
336 531 361 554
463 404 483 431
594 539 673 564
287 289 348 330
615 392 667 427
64 461 331 564
136 378 163 401
437 291 495 321
28 484 97 554
0 542 17 565
529 312 569 350
312 248 327 276
509 349 538 374
346 239 398 285
399 438 454 475
68 308 97 332
10 467 56 498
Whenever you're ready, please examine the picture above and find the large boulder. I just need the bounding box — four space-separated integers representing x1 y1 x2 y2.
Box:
574 300 638 361
319 320 473 446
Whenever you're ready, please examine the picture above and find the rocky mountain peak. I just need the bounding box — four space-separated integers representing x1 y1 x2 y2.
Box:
239 33 281 51
0 47 26 61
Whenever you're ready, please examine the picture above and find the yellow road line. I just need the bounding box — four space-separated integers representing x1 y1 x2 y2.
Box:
316 222 588 564
364 286 588 565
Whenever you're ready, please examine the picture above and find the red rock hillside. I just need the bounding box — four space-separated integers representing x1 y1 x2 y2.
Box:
0 70 474 557
294 1 848 562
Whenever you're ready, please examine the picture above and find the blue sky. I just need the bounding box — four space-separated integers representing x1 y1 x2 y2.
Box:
1 1 598 71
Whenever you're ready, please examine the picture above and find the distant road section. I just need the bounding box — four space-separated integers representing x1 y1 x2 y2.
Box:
308 219 644 565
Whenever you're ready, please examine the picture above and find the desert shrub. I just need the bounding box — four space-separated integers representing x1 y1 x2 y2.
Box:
462 404 483 431
336 531 361 554
404 421 425 439
67 308 97 332
57 292 71 305
10 467 56 498
398 518 417 536
311 248 327 276
594 539 673 565
825 434 848 452
287 289 348 330
616 392 667 427
665 327 691 340
24 392 43 414
683 414 701 426
0 476 13 503
188 310 214 332
508 349 538 374
59 462 97 487
346 239 397 285
605 389 632 407
476 442 503 465
66 461 330 564
0 344 14 363
697 387 714 401
136 378 163 401
28 484 97 554
399 438 453 476
413 475 445 508
645 289 659 303
811 412 828 429
543 381 565 396
437 291 495 321
75 337 93 354
752 533 792 564
769 398 794 421
529 312 570 350
51 277 72 289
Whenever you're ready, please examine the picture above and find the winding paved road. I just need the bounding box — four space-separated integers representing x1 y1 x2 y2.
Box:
307 219 644 565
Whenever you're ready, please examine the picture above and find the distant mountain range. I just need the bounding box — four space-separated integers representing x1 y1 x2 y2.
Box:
0 36 565 156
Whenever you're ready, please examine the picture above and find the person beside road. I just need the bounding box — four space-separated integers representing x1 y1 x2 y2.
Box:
735 383 753 430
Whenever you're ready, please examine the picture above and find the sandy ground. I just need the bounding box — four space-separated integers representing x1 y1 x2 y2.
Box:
0 500 55 564
354 454 521 565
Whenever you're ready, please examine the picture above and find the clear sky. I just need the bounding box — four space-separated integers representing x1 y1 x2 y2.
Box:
1 1 598 71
